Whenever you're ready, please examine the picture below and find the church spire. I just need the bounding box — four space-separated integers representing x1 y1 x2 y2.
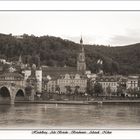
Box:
80 36 84 52
80 36 83 45
77 36 86 72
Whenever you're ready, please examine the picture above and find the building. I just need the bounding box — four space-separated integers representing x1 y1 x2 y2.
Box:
42 66 87 94
0 72 24 87
118 76 127 89
42 66 76 93
23 64 42 93
26 64 38 89
57 73 87 94
126 76 139 90
42 37 87 94
46 80 57 93
97 76 118 94
42 74 57 93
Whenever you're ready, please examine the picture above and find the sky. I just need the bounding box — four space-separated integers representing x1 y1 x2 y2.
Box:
0 11 140 46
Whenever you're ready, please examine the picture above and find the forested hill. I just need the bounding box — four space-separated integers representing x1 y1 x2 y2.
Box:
0 33 140 75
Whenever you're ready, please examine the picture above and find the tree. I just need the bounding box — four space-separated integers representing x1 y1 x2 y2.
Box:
74 86 80 94
25 86 32 96
73 86 80 100
65 86 72 100
106 86 111 97
86 79 94 96
127 87 139 97
111 61 119 74
94 82 103 97
65 86 72 94
55 85 60 94
0 33 140 75
133 88 139 97
117 85 123 96
136 89 140 97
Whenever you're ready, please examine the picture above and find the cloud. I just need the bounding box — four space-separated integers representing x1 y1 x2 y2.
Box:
1 12 140 47
109 29 140 46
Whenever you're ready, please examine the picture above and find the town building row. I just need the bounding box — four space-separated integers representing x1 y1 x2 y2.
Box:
0 37 139 97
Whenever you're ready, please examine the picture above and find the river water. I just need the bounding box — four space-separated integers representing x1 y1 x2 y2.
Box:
0 104 140 129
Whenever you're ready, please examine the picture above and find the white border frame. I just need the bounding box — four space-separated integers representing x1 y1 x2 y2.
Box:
0 1 139 10
0 0 140 140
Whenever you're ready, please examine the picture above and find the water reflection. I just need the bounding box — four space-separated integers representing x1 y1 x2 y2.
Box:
0 104 140 128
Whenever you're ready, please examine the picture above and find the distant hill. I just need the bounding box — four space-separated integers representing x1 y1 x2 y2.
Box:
0 33 140 75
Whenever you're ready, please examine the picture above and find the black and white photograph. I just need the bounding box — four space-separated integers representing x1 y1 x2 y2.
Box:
0 1 140 138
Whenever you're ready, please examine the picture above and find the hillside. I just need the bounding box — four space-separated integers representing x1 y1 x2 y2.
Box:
0 33 140 75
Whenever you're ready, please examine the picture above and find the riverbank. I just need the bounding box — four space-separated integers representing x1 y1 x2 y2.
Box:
15 100 140 105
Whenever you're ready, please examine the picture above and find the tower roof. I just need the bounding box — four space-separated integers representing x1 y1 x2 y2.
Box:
80 36 83 44
80 36 84 53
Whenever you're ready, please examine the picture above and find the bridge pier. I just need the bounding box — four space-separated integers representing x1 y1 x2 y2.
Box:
10 98 15 105
29 89 35 101
10 94 15 105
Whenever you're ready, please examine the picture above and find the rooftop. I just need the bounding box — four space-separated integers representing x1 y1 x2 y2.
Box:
0 72 24 80
42 66 85 80
97 76 120 82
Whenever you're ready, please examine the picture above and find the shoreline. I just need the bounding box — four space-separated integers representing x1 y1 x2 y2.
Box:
14 100 140 105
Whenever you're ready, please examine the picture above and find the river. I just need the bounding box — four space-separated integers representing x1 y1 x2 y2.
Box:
0 104 140 129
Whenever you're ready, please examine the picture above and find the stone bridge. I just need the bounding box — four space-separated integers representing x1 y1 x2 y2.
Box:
0 72 38 104
0 82 25 104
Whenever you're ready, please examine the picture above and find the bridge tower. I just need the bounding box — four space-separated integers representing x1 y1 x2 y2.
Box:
26 64 38 101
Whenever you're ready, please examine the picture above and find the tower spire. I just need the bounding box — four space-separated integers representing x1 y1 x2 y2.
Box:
80 36 83 45
77 36 86 72
80 36 84 52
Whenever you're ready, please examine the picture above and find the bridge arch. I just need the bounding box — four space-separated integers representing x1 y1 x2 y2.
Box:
15 89 25 101
0 84 26 104
0 86 11 97
0 86 11 103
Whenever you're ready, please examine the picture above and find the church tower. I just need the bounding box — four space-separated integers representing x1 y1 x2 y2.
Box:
19 55 22 64
18 54 23 65
77 37 86 72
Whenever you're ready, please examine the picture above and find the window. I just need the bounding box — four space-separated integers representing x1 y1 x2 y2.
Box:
134 81 136 87
131 81 133 86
